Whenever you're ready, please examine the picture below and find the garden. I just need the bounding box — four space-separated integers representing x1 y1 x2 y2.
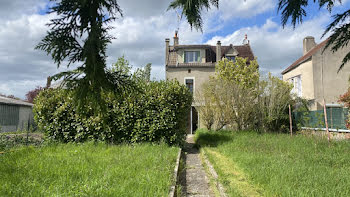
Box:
0 142 179 196
2 0 350 196
191 57 350 196
0 55 190 196
195 129 350 196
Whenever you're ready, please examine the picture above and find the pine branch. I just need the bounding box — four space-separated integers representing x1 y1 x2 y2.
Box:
36 0 126 113
168 0 219 31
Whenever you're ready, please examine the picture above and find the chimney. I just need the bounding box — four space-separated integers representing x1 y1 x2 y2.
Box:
174 31 179 46
243 34 249 45
165 38 170 65
303 36 316 55
46 76 52 88
216 41 221 62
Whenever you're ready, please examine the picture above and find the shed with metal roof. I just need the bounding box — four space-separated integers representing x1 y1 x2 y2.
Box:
0 96 34 132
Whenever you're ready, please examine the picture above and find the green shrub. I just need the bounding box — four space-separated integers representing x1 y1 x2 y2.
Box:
33 80 192 146
258 73 293 132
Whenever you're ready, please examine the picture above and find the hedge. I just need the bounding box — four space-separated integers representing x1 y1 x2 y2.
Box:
33 80 192 146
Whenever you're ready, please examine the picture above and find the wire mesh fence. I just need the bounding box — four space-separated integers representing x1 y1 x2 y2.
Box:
293 107 348 130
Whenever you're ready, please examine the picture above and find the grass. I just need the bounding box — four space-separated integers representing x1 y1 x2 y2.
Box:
0 142 179 196
195 129 350 197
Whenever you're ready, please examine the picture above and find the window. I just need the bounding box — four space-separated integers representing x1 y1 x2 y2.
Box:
184 51 200 63
226 56 236 62
185 78 194 93
290 75 302 97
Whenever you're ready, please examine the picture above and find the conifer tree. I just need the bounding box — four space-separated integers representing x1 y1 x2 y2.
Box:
36 0 129 111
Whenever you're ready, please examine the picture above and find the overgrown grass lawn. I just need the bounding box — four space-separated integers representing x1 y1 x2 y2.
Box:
0 142 178 196
196 130 350 196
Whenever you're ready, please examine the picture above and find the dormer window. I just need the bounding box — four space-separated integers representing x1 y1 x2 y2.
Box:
184 51 200 63
226 55 236 62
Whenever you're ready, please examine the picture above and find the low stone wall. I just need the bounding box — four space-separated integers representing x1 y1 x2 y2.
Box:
301 129 350 140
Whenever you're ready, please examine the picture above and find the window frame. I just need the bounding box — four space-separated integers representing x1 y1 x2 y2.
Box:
184 51 200 63
226 55 236 62
184 77 195 94
290 75 302 97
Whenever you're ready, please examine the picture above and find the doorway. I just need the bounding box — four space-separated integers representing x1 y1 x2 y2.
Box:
191 107 198 134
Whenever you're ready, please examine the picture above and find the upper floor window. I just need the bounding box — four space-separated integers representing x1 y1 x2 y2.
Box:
184 51 200 63
226 56 236 62
185 78 194 93
290 75 302 97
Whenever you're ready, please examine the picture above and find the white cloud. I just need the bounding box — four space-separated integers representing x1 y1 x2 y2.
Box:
0 13 71 98
0 0 334 99
218 0 275 21
206 15 330 76
105 13 203 78
0 80 46 98
0 3 201 98
0 0 46 21
117 0 172 18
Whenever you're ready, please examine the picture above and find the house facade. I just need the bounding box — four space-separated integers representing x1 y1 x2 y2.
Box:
282 36 350 110
165 32 255 134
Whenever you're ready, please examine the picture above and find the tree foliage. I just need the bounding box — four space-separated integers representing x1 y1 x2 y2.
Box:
143 63 152 82
33 58 192 146
168 0 350 71
197 58 294 132
197 57 260 130
196 80 220 130
259 73 294 132
168 0 218 31
36 0 129 111
25 86 44 103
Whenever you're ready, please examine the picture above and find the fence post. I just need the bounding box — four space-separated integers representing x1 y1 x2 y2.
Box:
323 99 330 142
289 104 292 136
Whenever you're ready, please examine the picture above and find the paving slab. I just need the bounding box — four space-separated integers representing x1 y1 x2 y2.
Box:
179 135 214 197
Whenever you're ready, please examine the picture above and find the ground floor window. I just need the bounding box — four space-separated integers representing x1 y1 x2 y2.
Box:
185 78 194 93
290 75 302 97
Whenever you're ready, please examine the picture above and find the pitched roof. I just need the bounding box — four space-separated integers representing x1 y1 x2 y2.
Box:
281 39 329 75
166 44 255 66
0 96 33 107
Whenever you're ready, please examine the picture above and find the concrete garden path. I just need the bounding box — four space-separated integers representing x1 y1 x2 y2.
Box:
179 135 214 197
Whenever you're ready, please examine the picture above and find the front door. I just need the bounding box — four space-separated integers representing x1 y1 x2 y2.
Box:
191 107 198 134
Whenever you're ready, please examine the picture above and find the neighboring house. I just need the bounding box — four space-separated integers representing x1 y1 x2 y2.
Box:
165 32 255 134
282 36 350 110
0 96 34 132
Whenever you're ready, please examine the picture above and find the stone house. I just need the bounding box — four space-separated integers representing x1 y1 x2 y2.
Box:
282 36 350 110
165 32 255 134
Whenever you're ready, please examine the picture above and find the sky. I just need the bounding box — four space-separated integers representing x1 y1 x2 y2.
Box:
0 0 349 99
